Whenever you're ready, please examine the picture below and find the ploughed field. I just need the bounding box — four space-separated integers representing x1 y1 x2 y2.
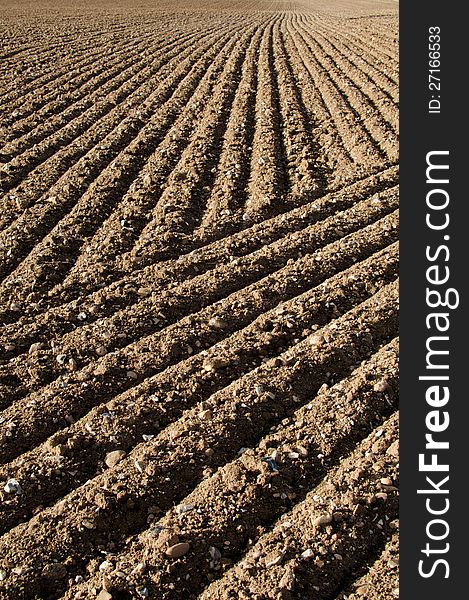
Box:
0 0 399 598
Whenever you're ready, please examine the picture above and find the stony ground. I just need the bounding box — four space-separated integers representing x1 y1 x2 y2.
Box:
0 0 399 598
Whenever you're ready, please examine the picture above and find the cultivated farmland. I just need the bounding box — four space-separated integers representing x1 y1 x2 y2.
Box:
0 1 399 598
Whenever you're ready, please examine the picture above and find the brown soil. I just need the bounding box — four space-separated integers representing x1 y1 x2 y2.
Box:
0 0 398 598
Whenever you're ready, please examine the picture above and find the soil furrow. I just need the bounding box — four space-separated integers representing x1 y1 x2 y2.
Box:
0 31 170 154
245 19 288 217
1 181 397 363
288 16 381 181
0 28 242 296
0 242 398 531
0 31 201 177
0 22 240 229
122 20 272 259
50 19 272 298
314 21 398 104
340 15 399 58
291 14 368 182
0 206 398 461
195 24 265 235
313 21 398 114
273 21 327 201
310 14 398 78
0 6 399 596
0 282 398 599
298 21 398 161
0 168 397 330
334 532 399 600
45 114 394 308
282 16 354 188
0 29 164 127
60 338 398 599
0 31 214 230
293 19 390 166
0 14 244 114
200 411 399 599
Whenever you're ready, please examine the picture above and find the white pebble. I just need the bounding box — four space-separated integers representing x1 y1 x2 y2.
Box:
134 460 146 473
4 479 22 495
98 560 113 573
176 504 194 514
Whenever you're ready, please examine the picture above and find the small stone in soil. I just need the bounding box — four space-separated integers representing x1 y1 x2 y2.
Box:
312 513 332 528
374 492 388 501
356 585 369 596
262 457 279 472
131 562 146 575
202 358 226 372
81 519 95 530
208 317 226 329
166 542 190 558
99 560 113 573
3 479 22 495
266 554 284 567
199 409 213 420
380 477 393 486
105 450 126 468
134 460 146 473
373 379 390 392
41 562 67 579
176 504 194 514
209 546 222 561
